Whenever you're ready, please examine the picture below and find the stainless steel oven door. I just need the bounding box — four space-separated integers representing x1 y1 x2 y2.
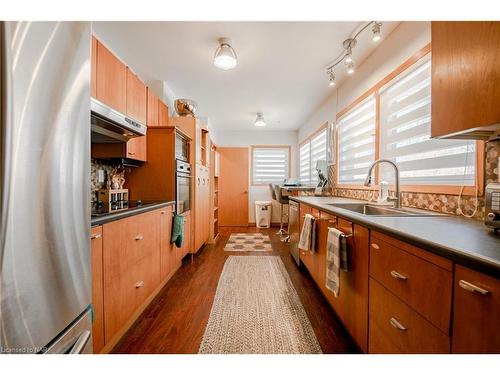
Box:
176 173 191 214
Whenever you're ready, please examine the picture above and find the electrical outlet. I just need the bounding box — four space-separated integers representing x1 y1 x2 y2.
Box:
97 169 105 183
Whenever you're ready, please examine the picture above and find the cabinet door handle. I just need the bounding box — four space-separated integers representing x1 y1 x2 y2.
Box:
459 280 490 295
371 243 380 250
91 233 102 240
135 281 145 289
389 317 407 331
160 210 166 214
390 270 408 280
128 152 136 155
134 235 144 241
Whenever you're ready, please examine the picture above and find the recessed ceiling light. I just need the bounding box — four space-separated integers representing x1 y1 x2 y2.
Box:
214 37 237 70
254 113 266 127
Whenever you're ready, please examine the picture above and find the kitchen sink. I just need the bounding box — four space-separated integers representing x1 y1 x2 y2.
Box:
327 203 446 217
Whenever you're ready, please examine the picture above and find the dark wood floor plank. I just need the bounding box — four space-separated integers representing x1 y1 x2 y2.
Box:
111 227 358 354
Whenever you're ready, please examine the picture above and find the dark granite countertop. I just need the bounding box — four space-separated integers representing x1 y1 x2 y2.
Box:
289 196 500 279
91 201 175 226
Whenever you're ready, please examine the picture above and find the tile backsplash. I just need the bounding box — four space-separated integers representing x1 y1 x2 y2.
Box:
323 140 500 221
90 158 118 204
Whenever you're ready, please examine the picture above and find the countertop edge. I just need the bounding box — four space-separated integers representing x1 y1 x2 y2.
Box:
91 201 175 226
290 196 500 279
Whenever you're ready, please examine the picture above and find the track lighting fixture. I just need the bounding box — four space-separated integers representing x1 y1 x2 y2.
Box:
327 70 336 86
372 22 382 42
324 21 382 85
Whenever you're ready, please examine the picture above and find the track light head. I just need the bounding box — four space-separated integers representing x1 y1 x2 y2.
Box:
372 22 382 42
346 61 355 75
327 69 336 87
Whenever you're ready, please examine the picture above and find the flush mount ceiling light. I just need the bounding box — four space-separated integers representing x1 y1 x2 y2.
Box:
254 113 266 127
214 37 237 70
324 21 382 86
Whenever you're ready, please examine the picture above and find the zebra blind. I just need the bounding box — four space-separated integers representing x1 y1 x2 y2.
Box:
310 128 327 184
299 141 311 184
252 146 290 185
379 54 476 186
337 96 377 184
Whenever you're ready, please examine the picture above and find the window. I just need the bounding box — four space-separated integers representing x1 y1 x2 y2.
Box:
337 96 376 185
251 146 290 185
299 126 327 185
299 141 311 184
379 55 475 186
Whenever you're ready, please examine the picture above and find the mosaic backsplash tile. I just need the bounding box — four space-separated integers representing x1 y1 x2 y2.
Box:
321 140 500 221
90 158 119 203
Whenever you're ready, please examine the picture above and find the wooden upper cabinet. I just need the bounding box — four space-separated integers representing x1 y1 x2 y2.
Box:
158 101 169 126
126 68 147 125
452 265 500 353
126 136 147 162
431 22 500 138
147 88 159 127
95 40 127 114
91 36 97 98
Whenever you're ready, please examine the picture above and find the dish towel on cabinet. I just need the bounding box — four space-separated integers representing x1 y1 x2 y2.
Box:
298 214 316 253
171 214 185 248
325 227 349 297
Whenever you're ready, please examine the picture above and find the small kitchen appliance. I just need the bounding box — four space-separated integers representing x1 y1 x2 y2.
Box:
485 182 500 233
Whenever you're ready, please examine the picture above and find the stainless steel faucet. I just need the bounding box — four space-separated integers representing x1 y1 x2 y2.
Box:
364 159 401 208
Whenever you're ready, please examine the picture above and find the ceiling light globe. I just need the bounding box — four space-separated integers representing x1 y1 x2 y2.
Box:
372 31 381 42
254 113 266 127
346 62 355 75
214 38 237 70
345 54 353 64
329 80 336 87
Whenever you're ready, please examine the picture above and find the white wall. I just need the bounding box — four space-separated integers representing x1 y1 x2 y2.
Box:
298 21 431 144
216 130 299 223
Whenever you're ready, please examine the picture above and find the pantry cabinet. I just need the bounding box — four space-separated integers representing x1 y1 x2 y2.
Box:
95 39 127 114
194 165 211 252
431 21 500 138
452 265 500 353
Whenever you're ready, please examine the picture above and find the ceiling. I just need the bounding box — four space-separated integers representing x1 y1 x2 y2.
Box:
93 21 399 132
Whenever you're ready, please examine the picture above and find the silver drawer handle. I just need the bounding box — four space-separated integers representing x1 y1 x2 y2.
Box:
390 270 408 280
459 280 490 295
91 233 102 240
134 235 144 241
371 243 380 250
135 281 145 289
389 317 407 331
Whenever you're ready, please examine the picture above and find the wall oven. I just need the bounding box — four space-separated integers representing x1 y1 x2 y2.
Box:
176 159 191 214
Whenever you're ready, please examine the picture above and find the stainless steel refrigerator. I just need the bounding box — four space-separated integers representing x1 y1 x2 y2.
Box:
0 21 92 354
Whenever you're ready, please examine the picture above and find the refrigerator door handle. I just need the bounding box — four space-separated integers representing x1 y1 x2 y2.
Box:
68 330 91 354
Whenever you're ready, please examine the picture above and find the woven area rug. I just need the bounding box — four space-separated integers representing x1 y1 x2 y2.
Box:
198 256 322 354
223 233 272 252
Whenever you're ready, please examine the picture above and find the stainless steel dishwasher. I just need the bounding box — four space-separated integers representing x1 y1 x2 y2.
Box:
288 200 300 265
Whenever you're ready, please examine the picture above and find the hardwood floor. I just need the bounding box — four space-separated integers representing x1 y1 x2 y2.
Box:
111 226 359 354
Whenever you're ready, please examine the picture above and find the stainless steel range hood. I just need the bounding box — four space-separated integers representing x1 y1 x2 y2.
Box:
91 98 146 143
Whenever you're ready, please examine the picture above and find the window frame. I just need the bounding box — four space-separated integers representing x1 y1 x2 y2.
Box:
250 145 292 186
299 122 328 185
335 43 484 196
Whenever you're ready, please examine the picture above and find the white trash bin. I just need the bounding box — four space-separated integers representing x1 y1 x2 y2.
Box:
255 200 272 228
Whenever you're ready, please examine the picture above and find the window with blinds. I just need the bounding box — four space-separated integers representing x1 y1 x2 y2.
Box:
252 146 290 185
337 96 377 185
310 129 327 184
379 55 476 186
299 141 311 184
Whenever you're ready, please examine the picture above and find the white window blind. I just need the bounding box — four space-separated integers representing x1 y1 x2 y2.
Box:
299 141 311 184
252 147 290 185
337 96 376 184
379 55 476 186
310 129 327 184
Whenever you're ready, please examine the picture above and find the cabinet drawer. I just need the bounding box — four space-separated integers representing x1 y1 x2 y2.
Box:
370 233 452 334
127 253 160 312
125 210 160 265
369 279 450 353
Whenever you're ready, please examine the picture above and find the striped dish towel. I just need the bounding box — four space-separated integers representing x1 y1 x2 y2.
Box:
325 227 349 297
298 214 316 252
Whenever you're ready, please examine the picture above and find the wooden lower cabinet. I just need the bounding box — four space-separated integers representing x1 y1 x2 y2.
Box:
369 279 450 353
452 265 500 353
178 211 192 261
99 206 176 351
91 226 104 353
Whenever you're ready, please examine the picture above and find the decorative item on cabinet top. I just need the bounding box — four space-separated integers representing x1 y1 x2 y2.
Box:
174 99 198 117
